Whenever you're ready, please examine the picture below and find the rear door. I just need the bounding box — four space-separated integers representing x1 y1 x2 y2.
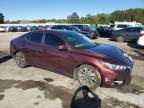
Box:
125 28 139 41
24 31 45 67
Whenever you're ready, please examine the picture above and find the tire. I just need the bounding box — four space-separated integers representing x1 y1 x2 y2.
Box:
76 64 101 88
14 52 27 68
116 36 124 42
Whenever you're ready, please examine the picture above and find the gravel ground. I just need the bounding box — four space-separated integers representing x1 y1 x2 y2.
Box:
0 32 144 108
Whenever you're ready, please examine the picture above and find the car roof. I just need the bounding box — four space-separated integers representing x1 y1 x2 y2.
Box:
52 25 72 27
31 29 76 34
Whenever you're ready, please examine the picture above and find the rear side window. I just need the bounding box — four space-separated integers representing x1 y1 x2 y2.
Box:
110 24 115 27
124 28 135 32
45 33 65 47
65 26 72 30
51 26 63 29
117 25 128 28
0 26 4 28
129 28 137 32
136 28 144 32
140 28 144 32
30 32 43 43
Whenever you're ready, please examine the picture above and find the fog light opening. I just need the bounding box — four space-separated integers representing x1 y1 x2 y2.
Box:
112 80 124 86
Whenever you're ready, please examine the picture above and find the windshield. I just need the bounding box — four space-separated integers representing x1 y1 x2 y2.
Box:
71 26 81 32
83 25 90 30
62 31 97 49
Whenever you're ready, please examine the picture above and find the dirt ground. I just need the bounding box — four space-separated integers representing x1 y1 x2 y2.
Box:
0 32 144 108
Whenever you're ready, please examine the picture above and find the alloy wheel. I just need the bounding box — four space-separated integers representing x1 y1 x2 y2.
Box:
78 66 98 87
14 52 27 68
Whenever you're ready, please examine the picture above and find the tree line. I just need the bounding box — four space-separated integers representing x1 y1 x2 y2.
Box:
1 8 144 24
67 8 144 24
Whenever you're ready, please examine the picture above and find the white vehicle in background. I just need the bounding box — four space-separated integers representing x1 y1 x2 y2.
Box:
5 26 11 32
0 26 5 32
110 21 143 31
110 24 132 30
137 31 144 46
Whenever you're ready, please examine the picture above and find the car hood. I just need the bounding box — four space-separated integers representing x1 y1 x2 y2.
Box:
85 44 132 65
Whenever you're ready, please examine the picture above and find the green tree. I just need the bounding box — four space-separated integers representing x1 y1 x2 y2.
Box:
85 14 95 23
0 13 4 23
67 12 79 23
109 10 124 23
95 13 110 24
79 17 86 23
109 8 144 24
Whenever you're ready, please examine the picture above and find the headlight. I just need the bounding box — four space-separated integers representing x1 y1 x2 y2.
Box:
100 61 127 71
124 53 133 63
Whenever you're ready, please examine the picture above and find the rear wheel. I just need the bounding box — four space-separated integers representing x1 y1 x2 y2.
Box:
116 36 124 42
76 64 101 88
14 52 27 68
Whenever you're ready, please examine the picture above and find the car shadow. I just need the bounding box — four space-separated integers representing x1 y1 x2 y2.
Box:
99 35 112 38
71 86 101 108
133 50 144 57
0 55 12 64
108 38 116 42
127 41 144 49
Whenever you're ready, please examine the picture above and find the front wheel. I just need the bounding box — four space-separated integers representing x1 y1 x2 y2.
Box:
14 52 27 68
116 36 124 42
76 64 101 88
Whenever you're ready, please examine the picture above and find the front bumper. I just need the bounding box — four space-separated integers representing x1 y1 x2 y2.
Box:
97 62 133 88
102 70 131 87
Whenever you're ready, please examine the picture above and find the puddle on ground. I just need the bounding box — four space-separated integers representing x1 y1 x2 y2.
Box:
0 79 143 108
0 79 72 108
15 80 73 108
0 95 5 101
102 97 140 108
33 102 40 105
117 84 144 95
15 80 46 90
37 95 41 98
43 78 54 82
0 79 20 93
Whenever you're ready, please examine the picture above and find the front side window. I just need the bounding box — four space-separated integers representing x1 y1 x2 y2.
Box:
45 33 65 47
30 32 43 43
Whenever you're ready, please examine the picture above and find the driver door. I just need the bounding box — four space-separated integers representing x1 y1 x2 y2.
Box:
43 32 76 76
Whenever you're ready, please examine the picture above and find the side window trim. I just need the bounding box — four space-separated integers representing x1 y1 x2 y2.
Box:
26 32 44 45
44 32 65 47
25 32 31 41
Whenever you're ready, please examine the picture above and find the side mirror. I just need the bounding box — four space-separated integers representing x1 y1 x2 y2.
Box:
58 45 67 51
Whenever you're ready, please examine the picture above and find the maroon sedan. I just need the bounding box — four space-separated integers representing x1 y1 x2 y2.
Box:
10 30 134 88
